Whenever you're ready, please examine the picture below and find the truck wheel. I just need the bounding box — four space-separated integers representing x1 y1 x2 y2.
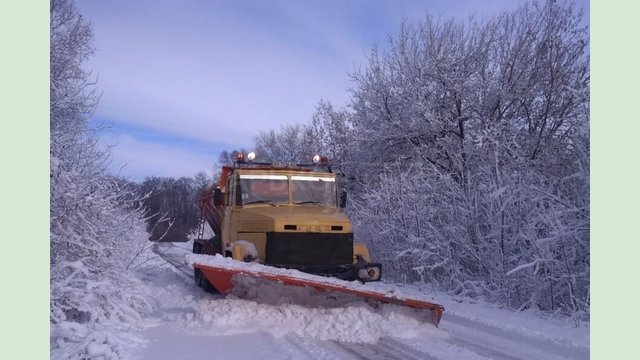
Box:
193 243 202 287
210 235 222 255
195 267 218 294
194 268 203 288
193 241 202 254
201 274 218 294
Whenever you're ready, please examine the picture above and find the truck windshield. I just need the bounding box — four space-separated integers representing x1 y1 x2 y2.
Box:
291 176 337 207
238 175 289 205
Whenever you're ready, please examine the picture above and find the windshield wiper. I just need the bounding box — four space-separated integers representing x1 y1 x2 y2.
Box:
294 200 322 205
244 200 276 206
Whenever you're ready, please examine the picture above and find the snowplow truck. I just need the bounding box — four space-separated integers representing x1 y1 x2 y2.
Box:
191 152 444 326
193 153 382 283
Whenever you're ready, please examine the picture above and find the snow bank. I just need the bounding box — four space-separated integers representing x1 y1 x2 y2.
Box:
190 298 444 343
434 293 590 349
166 281 445 344
65 242 588 358
50 321 146 360
50 243 163 360
174 253 446 343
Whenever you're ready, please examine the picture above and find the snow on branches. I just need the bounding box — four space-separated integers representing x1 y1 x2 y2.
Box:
318 0 590 318
50 0 155 357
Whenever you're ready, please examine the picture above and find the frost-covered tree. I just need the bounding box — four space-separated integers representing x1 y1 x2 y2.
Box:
50 0 154 356
309 101 353 171
254 123 320 163
313 0 589 317
138 176 206 241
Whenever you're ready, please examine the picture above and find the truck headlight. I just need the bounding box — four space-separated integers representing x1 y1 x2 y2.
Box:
358 265 381 281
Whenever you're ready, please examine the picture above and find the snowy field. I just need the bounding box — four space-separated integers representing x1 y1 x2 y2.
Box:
74 241 587 360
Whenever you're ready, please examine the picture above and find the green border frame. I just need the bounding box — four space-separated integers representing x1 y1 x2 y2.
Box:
0 1 49 358
592 1 638 359
0 0 632 358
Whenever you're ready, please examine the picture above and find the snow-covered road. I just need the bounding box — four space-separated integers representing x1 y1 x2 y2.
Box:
130 242 588 360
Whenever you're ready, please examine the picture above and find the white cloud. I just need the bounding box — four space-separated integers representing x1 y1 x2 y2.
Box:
102 133 217 181
76 0 589 180
82 0 362 148
81 0 589 150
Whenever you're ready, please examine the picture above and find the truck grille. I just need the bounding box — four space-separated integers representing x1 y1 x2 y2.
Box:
265 232 353 266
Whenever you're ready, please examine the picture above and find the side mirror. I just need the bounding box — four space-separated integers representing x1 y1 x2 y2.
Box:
213 188 222 206
339 190 347 208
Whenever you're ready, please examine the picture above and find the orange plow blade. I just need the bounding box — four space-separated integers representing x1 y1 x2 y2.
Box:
192 259 444 327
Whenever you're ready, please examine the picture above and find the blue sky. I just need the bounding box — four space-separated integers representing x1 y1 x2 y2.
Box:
75 0 589 181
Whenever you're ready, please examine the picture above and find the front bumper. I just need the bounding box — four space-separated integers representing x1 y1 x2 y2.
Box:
270 262 382 282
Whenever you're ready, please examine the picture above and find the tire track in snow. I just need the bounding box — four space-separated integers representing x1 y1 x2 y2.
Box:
389 337 494 360
333 340 436 360
156 244 490 360
444 313 589 360
281 334 343 360
314 340 369 360
154 243 195 284
378 338 439 360
155 242 585 360
334 342 403 360
444 337 521 360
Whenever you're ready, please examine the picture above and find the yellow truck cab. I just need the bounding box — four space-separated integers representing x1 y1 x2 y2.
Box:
193 152 382 283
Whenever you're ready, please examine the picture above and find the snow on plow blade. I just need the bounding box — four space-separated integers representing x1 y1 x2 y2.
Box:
188 254 444 327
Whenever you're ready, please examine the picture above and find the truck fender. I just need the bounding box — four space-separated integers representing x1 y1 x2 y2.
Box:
353 243 371 264
231 240 260 262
